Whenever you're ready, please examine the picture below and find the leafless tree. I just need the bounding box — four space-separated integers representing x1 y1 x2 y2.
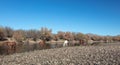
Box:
39 27 52 41
0 27 5 40
57 31 65 40
74 33 86 40
13 30 25 42
26 29 40 41
4 27 14 38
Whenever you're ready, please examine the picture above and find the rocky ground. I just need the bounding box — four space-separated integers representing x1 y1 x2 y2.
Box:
0 43 120 65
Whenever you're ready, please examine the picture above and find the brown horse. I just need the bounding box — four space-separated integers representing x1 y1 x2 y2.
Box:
39 40 46 49
0 42 9 54
79 39 85 45
0 41 16 54
6 41 16 54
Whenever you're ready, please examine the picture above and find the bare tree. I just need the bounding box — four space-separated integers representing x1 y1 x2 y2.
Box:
0 27 5 40
52 34 59 41
74 33 85 40
64 32 74 40
113 35 120 42
40 27 52 41
13 30 25 42
57 31 65 40
26 29 40 41
4 27 14 38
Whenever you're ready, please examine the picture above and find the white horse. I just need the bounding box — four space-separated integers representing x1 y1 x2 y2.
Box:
63 40 68 47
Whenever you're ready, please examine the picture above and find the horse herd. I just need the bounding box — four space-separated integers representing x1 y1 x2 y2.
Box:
0 39 86 55
0 40 46 54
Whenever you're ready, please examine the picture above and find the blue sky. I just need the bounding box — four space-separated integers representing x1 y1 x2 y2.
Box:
0 0 120 35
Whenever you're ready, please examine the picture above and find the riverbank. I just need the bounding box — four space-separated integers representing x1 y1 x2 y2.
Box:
0 43 120 65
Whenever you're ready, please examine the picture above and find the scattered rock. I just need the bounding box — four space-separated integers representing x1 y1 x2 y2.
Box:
0 44 120 65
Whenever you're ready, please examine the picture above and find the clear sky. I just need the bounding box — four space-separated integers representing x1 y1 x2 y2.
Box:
0 0 120 36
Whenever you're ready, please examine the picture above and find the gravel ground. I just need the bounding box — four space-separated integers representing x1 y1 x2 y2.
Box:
0 43 120 65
